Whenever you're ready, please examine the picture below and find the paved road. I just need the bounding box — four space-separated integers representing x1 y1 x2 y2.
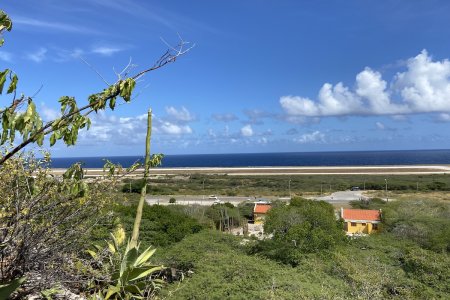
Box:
313 190 368 202
145 192 364 206
145 195 256 206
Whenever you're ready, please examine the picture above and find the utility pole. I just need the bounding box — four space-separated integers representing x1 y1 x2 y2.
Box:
288 179 291 199
202 179 205 201
363 180 366 191
385 178 388 202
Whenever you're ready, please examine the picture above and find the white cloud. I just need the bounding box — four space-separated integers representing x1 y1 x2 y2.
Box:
14 16 100 35
165 106 195 122
258 137 268 144
436 113 450 122
27 48 47 63
212 113 237 122
76 111 193 147
158 122 192 135
91 46 124 56
294 131 325 144
280 50 450 117
375 122 385 130
0 51 13 62
40 105 60 121
240 124 253 137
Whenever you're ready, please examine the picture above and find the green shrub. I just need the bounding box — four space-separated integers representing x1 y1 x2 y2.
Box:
115 204 204 247
382 199 450 252
257 198 344 265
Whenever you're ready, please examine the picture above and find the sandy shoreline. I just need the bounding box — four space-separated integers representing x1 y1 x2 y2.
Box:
49 165 450 176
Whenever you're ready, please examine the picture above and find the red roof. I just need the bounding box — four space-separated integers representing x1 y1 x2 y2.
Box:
342 209 381 221
254 204 271 214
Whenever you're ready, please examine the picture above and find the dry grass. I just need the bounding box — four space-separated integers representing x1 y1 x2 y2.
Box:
363 190 450 202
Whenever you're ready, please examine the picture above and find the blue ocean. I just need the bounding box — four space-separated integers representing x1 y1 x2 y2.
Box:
49 149 450 168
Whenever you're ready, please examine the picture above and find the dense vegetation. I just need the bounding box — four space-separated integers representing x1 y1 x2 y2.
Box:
153 198 449 299
123 173 450 197
250 198 344 265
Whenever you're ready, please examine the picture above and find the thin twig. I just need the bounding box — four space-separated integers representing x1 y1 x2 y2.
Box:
78 56 110 86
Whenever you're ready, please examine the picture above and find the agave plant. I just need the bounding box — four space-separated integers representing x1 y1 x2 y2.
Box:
0 277 26 299
88 233 164 299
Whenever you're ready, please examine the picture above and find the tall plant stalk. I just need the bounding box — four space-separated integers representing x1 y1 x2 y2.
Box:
130 109 152 248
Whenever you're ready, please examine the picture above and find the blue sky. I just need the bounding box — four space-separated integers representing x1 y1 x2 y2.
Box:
2 0 450 156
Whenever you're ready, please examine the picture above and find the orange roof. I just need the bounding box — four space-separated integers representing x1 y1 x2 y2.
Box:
254 204 271 214
342 209 381 221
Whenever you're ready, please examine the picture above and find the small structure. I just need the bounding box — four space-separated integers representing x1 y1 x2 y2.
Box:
341 208 381 235
253 203 271 225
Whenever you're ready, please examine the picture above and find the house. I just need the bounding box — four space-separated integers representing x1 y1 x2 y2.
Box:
340 208 381 235
253 203 271 225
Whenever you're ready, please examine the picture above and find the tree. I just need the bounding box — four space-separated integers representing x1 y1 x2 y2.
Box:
256 198 344 265
0 9 192 165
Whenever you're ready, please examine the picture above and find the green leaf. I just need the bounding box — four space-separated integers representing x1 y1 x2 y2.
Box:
86 249 97 259
134 247 156 267
0 69 9 94
36 133 44 146
24 101 35 123
104 285 120 300
7 73 18 94
109 97 116 110
109 232 119 253
50 133 56 146
129 266 164 282
0 277 26 299
120 246 138 279
119 78 136 102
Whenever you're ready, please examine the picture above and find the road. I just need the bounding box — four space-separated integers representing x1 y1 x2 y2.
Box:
145 195 255 206
145 191 365 206
313 190 368 202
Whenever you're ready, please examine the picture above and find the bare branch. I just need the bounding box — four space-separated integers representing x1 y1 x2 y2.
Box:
78 56 110 86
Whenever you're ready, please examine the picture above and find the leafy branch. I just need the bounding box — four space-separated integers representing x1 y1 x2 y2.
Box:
0 10 194 165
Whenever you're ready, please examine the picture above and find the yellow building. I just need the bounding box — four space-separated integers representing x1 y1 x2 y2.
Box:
341 208 381 235
253 203 271 225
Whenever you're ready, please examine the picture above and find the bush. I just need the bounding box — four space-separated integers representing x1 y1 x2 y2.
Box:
257 198 344 265
350 197 386 209
169 197 176 203
382 199 450 252
0 153 115 293
115 204 204 247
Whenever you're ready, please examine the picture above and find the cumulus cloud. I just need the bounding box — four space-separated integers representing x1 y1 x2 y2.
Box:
294 131 325 144
157 122 192 135
165 106 195 123
240 124 253 137
77 111 193 147
244 109 272 124
212 113 238 122
280 50 450 117
27 48 47 63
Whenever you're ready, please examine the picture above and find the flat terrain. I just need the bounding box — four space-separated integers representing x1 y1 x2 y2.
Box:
51 164 450 177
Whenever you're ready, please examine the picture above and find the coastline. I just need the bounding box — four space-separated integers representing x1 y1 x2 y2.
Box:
49 164 450 177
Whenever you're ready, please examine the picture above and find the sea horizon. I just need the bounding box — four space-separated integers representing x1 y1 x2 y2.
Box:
48 149 450 168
